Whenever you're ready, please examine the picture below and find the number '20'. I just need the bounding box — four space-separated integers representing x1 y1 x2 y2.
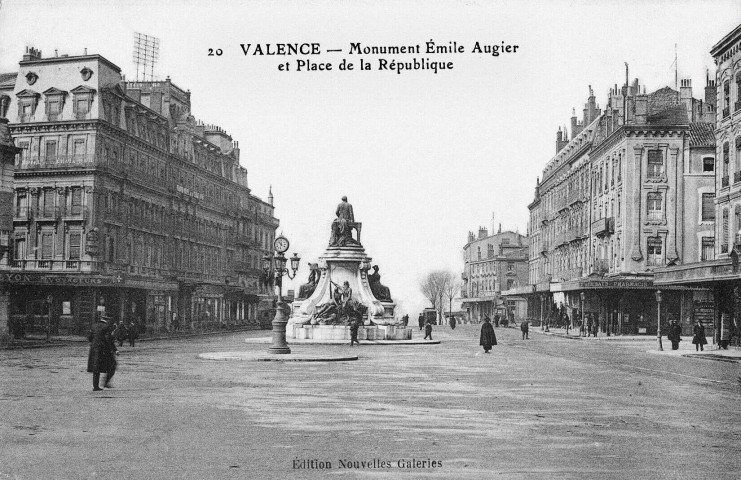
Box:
208 48 223 56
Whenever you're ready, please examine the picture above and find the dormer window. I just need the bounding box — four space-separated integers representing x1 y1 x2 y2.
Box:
43 88 67 122
70 86 96 120
16 89 40 123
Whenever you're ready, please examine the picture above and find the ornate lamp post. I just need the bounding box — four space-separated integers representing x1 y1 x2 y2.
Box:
656 290 663 351
263 234 300 354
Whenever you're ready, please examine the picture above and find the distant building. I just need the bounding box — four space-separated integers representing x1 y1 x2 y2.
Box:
0 47 278 337
0 115 21 342
461 224 528 322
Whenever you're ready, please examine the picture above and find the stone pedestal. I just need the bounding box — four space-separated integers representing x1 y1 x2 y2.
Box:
289 244 397 334
292 324 412 341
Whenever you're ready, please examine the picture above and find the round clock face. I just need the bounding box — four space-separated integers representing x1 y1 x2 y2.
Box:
274 235 289 253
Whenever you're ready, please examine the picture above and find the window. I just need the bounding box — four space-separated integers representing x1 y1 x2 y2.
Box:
14 238 25 260
724 80 731 114
702 193 715 221
42 189 55 217
507 262 515 272
0 95 9 117
68 232 81 260
723 142 730 178
45 140 57 161
477 247 481 260
73 140 85 158
647 192 663 220
74 97 90 118
40 233 53 259
107 235 115 263
71 188 82 216
46 98 61 120
703 157 714 172
647 237 663 266
701 237 714 261
647 150 664 178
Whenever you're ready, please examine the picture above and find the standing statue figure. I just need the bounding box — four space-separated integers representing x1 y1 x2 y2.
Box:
367 265 392 302
298 263 320 299
329 196 359 246
313 281 354 324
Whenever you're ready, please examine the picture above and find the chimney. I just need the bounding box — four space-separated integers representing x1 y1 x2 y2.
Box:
22 46 42 61
705 76 717 110
478 226 488 240
680 78 693 121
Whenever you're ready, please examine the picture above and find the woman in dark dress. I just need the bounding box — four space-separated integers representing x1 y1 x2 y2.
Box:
692 320 707 351
480 316 497 353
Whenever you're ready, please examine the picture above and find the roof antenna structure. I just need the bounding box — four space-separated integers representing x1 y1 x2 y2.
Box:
132 32 160 81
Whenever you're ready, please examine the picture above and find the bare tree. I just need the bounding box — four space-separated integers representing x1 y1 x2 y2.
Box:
420 270 455 324
445 277 461 320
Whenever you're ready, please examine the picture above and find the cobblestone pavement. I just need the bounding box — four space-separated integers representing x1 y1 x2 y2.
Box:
1 325 739 479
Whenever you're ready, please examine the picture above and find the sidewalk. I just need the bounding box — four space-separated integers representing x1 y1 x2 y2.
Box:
2 326 263 349
530 326 741 360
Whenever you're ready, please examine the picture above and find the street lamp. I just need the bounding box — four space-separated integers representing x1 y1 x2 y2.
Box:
655 290 663 351
263 235 300 354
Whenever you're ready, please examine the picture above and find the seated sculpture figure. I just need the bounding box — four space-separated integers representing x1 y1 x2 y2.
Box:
313 280 359 325
367 265 392 302
329 196 360 247
298 263 320 299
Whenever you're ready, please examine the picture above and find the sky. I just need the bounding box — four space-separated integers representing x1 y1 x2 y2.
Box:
1 0 739 315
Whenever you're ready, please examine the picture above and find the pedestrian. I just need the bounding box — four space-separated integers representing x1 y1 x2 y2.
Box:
424 320 433 340
418 313 424 331
521 319 529 340
667 319 682 350
480 316 497 353
115 320 128 347
349 318 360 346
586 313 593 337
87 313 118 391
564 313 570 335
692 320 707 351
493 313 500 327
450 316 457 330
592 317 599 338
128 320 139 347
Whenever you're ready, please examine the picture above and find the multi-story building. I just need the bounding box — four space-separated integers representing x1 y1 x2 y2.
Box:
0 116 20 343
656 22 741 346
0 47 278 337
514 76 716 334
461 225 528 322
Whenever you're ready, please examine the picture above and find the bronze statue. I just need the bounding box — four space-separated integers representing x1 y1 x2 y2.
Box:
329 196 359 246
313 280 363 325
368 265 392 301
297 263 320 299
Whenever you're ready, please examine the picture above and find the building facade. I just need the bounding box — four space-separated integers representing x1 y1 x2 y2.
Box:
461 225 528 322
510 77 716 335
656 23 741 347
0 47 278 338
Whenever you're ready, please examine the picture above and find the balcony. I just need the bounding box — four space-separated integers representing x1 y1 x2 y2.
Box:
592 217 614 236
560 267 583 280
17 154 96 170
592 259 609 274
722 176 730 188
8 259 89 271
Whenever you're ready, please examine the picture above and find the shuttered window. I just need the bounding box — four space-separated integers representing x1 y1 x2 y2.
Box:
41 233 53 259
702 193 715 221
69 232 81 260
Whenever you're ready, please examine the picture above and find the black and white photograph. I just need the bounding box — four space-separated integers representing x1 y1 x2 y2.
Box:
0 0 740 478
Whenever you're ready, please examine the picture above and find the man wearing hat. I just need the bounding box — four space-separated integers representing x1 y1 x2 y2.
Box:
87 313 118 391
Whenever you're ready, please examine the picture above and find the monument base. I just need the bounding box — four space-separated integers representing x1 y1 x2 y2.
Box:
292 324 412 341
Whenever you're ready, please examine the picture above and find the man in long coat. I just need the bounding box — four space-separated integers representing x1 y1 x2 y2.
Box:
88 314 118 391
480 316 497 353
667 319 682 350
692 320 707 351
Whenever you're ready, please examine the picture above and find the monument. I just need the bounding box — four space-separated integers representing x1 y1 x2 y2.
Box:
289 196 411 341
